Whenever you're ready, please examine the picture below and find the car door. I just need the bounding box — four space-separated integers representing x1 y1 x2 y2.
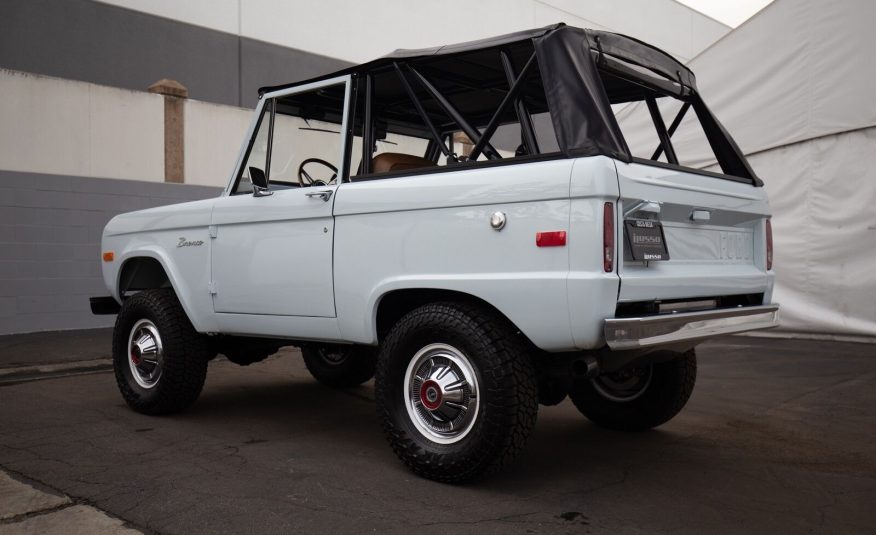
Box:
210 76 351 317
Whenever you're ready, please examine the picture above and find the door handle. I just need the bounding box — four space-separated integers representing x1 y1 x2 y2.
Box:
305 190 333 202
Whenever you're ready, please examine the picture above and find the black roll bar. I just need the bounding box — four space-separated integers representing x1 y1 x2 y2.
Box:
393 63 453 159
645 96 678 165
469 52 536 161
407 66 503 160
500 50 539 156
650 101 690 162
265 98 276 180
361 74 375 175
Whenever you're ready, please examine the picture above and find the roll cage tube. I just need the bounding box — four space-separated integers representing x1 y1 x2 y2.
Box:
360 73 374 175
265 98 276 182
645 95 678 165
392 63 453 160
390 51 538 165
500 50 539 156
468 52 536 161
650 102 690 161
406 65 503 161
375 51 543 167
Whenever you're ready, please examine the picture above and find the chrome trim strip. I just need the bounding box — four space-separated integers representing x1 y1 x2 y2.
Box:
604 304 779 350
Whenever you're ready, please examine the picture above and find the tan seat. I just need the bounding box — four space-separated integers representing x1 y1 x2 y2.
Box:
372 152 436 174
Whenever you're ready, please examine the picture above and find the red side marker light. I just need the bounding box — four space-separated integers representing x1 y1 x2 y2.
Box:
536 231 566 247
603 202 614 272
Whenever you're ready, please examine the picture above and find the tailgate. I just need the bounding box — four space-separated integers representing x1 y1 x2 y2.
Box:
615 161 773 304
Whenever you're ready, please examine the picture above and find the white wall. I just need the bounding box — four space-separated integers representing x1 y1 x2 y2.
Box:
95 0 729 64
184 100 252 187
0 69 257 188
0 69 165 182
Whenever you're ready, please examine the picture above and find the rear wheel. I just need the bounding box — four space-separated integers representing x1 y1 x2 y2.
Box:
112 289 209 415
569 349 696 431
375 302 538 483
302 344 377 387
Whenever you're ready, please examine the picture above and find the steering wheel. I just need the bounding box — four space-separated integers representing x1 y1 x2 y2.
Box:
298 158 338 187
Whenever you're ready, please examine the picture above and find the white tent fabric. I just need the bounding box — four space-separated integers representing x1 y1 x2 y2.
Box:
616 0 876 337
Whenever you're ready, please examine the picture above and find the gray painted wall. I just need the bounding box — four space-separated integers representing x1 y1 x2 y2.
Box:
0 171 221 335
0 0 351 108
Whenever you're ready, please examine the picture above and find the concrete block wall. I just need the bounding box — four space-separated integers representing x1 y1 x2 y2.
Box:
0 171 220 335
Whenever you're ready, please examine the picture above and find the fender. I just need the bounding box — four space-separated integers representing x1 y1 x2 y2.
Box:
106 244 218 334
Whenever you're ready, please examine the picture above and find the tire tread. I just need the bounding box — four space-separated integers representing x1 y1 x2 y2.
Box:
112 288 209 415
375 302 538 483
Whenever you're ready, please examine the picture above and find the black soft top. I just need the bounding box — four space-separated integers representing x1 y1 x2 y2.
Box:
259 24 695 96
257 24 757 184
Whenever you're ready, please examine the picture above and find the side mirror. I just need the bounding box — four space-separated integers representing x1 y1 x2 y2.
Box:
249 167 272 197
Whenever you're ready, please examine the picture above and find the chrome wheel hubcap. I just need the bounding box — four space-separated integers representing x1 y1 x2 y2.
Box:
318 346 348 367
590 364 653 402
404 343 479 444
127 319 163 389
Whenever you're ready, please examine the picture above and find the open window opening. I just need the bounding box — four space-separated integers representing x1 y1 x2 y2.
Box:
349 43 559 179
596 53 757 184
232 81 348 195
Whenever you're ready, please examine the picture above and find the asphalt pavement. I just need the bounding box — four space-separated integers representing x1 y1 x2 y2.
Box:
0 332 873 534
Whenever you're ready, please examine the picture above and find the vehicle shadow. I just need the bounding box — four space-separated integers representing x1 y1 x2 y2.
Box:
173 369 705 490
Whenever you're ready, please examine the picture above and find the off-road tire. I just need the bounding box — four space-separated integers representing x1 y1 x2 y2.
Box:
569 349 697 431
375 302 538 483
113 288 209 415
302 344 377 387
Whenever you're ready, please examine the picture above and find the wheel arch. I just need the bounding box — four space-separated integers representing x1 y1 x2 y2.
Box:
118 256 172 295
375 288 531 345
113 250 212 332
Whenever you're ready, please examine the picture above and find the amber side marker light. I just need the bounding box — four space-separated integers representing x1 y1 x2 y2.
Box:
765 219 773 270
102 251 115 262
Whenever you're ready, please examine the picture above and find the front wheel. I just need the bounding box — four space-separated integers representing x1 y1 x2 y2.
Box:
375 302 538 483
569 349 697 431
112 289 210 415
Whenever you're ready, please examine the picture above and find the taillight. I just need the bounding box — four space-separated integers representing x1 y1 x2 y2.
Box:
603 202 614 272
766 219 773 270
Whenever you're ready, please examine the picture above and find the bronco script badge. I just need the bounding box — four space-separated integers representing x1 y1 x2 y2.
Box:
177 237 204 248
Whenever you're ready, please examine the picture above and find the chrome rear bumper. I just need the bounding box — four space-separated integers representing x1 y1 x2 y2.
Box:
604 304 779 350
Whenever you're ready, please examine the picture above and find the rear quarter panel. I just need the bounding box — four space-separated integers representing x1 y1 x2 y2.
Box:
333 157 619 351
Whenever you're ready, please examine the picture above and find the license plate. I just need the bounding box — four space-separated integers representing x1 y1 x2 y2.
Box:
624 219 670 261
